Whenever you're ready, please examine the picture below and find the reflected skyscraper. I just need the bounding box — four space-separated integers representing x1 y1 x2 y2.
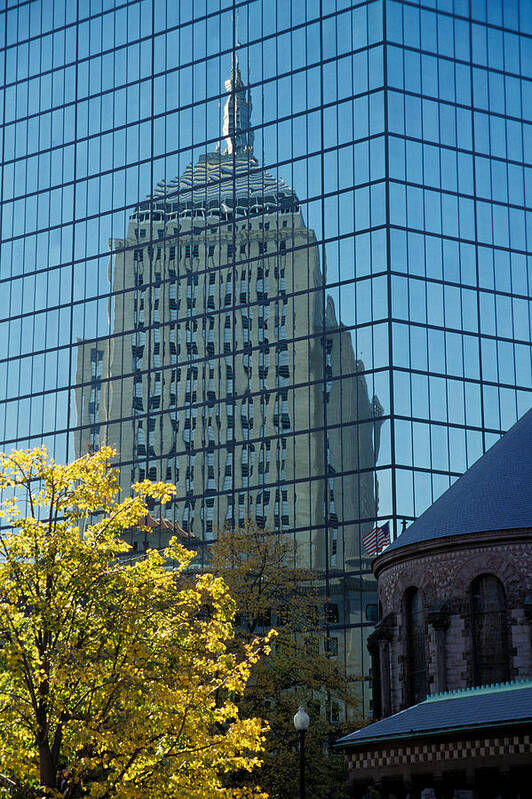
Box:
75 56 383 581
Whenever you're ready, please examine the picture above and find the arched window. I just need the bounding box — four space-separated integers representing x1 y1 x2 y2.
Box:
405 587 427 705
471 574 509 686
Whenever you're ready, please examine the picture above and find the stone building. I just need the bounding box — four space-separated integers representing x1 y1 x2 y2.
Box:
337 407 532 797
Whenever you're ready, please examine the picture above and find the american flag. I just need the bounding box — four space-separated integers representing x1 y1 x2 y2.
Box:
362 522 391 557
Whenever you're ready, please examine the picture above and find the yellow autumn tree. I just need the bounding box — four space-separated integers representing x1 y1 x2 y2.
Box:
0 447 270 799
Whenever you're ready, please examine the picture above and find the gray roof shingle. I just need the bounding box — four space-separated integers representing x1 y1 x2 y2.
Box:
336 681 532 747
384 407 532 553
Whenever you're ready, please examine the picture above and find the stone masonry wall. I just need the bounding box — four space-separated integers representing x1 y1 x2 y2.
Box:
377 537 532 713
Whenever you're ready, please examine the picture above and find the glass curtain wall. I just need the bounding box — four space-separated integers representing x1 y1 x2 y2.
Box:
0 0 531 716
386 0 532 518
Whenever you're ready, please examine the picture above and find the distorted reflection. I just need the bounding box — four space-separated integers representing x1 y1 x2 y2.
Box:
75 54 383 574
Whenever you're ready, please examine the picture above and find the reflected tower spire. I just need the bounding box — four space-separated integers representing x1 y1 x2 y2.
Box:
222 48 254 154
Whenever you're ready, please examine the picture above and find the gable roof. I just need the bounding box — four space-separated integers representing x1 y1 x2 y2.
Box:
336 681 532 748
384 407 532 553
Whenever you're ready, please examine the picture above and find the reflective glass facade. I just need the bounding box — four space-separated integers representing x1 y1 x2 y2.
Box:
1 0 531 714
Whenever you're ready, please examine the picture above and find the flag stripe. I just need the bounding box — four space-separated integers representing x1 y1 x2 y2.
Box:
362 522 390 557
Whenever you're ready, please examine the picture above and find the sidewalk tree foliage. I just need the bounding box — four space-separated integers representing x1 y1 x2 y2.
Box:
210 523 356 799
0 447 271 799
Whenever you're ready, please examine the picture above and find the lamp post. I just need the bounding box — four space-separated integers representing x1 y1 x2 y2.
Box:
293 705 310 799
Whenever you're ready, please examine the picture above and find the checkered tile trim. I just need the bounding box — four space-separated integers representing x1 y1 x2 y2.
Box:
347 734 531 771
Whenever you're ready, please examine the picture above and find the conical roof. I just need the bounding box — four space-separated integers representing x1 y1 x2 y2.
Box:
385 407 532 553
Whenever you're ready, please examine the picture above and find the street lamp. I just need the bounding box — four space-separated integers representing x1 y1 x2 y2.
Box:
293 705 310 799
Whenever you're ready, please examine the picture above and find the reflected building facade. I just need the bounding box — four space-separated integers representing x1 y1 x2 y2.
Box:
1 0 531 715
75 57 383 687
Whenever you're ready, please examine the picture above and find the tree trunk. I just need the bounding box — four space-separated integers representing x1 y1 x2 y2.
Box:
38 738 56 790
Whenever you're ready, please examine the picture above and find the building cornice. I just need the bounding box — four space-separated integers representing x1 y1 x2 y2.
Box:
373 527 532 579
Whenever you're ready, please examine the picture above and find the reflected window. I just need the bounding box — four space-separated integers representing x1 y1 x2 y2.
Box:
325 637 338 657
327 603 340 624
405 587 427 705
471 574 509 686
